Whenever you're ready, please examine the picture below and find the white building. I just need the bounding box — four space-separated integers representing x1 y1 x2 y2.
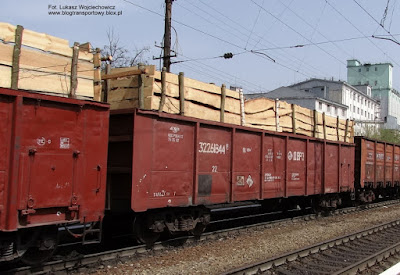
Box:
289 79 381 134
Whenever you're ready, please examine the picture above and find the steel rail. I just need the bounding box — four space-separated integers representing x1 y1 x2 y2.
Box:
4 199 400 275
222 219 400 275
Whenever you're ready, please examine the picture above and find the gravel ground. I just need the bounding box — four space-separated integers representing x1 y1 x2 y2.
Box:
87 204 400 275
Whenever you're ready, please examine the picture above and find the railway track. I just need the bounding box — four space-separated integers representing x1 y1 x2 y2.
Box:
223 219 400 275
3 199 400 275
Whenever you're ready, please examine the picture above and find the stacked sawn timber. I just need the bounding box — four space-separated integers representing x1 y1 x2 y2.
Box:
105 66 242 125
0 22 101 100
104 65 354 143
245 97 354 142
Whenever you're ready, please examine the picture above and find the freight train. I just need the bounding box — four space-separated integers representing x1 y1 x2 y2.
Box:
0 87 399 264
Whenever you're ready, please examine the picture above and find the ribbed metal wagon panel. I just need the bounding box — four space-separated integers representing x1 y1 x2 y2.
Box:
0 88 109 231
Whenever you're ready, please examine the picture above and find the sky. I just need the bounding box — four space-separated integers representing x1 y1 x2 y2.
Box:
2 0 400 93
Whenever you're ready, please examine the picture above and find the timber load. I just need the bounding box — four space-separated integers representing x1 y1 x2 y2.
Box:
103 65 354 143
0 22 101 100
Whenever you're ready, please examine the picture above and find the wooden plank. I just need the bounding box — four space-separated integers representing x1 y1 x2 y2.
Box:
245 109 276 120
0 23 92 62
245 117 278 126
110 65 155 76
109 99 139 110
11 25 23 89
108 88 139 102
109 77 139 89
17 70 93 98
152 80 241 114
244 97 275 114
0 43 94 79
294 112 313 126
154 70 240 99
296 120 314 132
102 69 146 80
0 22 16 43
150 94 241 124
0 65 11 88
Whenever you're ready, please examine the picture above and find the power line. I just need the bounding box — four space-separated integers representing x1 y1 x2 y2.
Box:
325 0 400 68
124 0 315 82
184 0 325 77
245 0 265 49
352 0 400 45
194 0 324 77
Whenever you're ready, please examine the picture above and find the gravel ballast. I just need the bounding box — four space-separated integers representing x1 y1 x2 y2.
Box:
88 204 400 275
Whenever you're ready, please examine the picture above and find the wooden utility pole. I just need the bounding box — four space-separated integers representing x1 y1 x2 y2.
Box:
163 0 173 72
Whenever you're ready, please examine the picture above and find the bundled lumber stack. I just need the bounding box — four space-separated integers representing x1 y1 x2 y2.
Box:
104 65 354 143
0 22 101 100
105 65 242 125
244 97 354 142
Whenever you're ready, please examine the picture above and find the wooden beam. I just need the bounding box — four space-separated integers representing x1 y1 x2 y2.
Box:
104 64 111 102
275 99 280 132
292 104 296 134
101 68 148 80
179 72 185 115
138 63 145 109
323 112 327 140
336 116 340 141
239 90 245 126
159 67 167 112
93 48 101 68
11 25 23 89
344 119 349 143
220 84 226 123
69 42 79 98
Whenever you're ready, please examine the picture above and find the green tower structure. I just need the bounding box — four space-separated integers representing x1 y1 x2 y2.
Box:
347 59 399 128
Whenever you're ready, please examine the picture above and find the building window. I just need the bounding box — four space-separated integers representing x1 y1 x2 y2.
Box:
353 106 355 112
374 80 377 86
319 102 322 109
357 107 359 114
366 67 369 72
342 109 345 116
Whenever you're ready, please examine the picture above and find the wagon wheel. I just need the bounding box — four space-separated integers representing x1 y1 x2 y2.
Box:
20 245 57 265
133 217 160 246
19 227 58 265
190 223 207 237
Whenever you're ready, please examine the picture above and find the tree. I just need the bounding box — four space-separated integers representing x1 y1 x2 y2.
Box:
364 127 400 144
101 28 150 69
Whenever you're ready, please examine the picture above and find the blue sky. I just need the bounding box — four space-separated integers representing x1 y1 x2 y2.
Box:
2 0 400 93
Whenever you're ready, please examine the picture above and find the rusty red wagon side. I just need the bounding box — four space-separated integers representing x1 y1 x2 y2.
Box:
107 109 355 242
355 136 400 202
0 87 109 262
